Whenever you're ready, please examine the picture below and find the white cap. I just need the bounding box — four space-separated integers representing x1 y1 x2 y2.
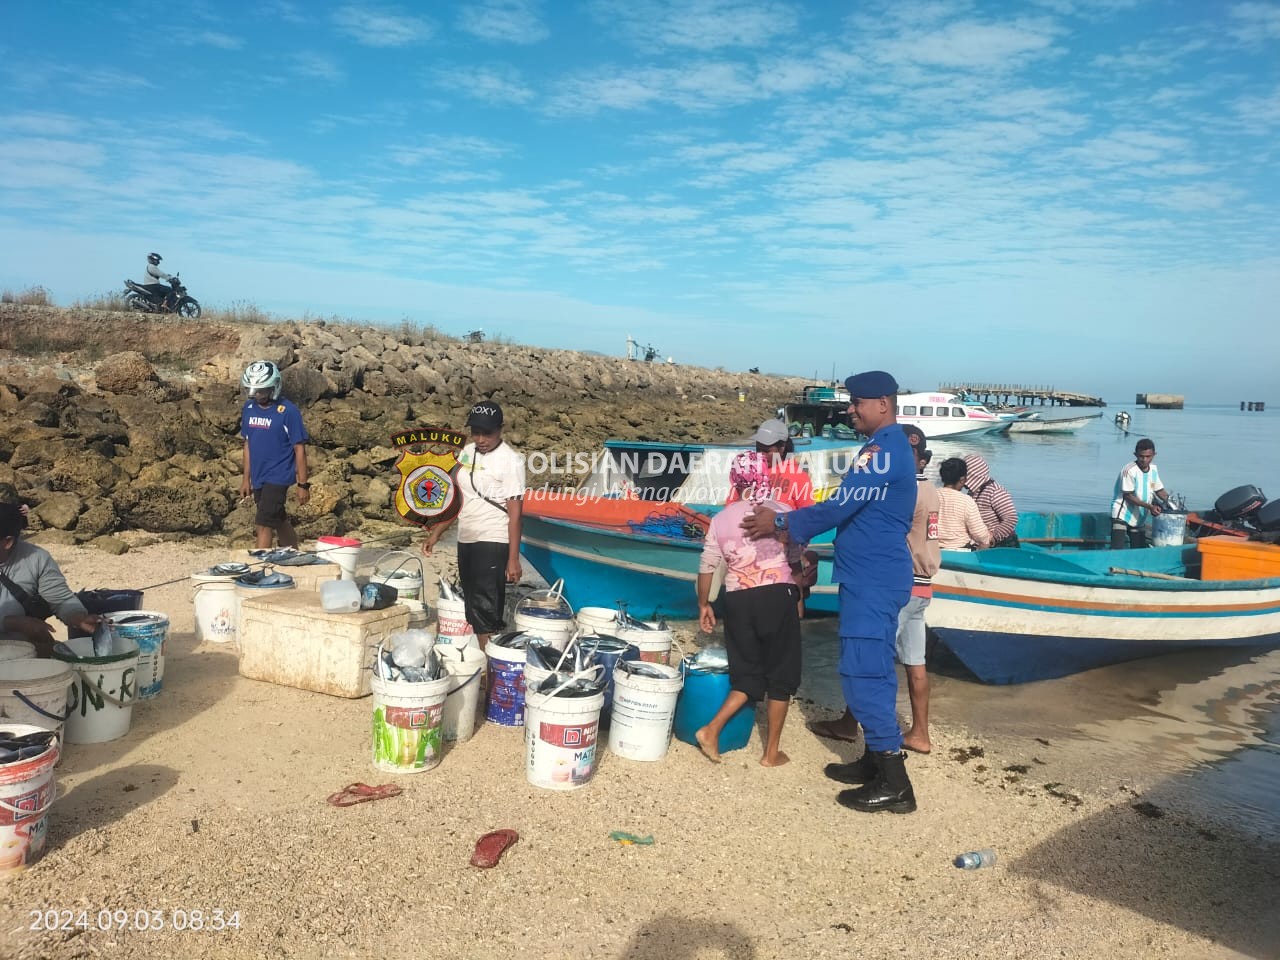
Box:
750 418 788 445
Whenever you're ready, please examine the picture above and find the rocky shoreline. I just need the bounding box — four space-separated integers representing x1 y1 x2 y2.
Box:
0 304 806 549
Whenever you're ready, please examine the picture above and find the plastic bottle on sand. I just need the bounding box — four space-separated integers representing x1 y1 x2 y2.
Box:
954 848 997 870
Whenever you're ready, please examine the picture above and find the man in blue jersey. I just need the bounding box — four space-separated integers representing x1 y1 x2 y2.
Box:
239 360 310 550
741 370 919 813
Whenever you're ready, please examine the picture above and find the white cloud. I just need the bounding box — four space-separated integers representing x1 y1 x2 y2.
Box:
456 0 549 44
882 19 1060 70
289 52 346 83
589 0 801 51
387 135 510 168
1233 86 1280 133
0 113 82 136
188 31 244 50
1228 1 1280 44
432 64 535 105
332 5 434 46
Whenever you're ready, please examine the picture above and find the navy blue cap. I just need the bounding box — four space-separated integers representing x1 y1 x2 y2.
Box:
844 370 899 400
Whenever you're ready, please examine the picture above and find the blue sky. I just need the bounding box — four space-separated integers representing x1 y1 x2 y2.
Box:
2 0 1277 402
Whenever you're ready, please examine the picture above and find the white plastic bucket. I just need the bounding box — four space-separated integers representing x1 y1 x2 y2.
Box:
105 611 168 700
437 597 471 641
0 643 36 663
525 686 605 790
372 551 424 601
608 663 684 762
192 573 238 644
484 639 526 727
370 673 451 774
1152 511 1188 547
50 636 139 744
317 535 362 581
438 645 486 743
0 660 73 740
576 607 622 636
615 625 674 665
514 611 576 652
0 726 59 876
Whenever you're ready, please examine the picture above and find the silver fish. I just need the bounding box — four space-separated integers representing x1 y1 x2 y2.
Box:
91 619 116 657
692 646 730 670
618 660 669 679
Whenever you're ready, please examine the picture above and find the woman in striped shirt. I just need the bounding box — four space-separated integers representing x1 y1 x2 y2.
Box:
963 454 1019 548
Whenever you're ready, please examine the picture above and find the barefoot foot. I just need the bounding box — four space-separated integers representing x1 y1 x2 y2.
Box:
694 727 721 763
760 751 790 767
902 732 931 755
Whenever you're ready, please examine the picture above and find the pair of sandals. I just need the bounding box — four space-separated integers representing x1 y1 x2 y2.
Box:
324 784 518 868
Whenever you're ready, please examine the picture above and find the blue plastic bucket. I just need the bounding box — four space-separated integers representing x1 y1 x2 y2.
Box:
672 665 754 754
105 611 168 700
69 590 144 639
485 640 526 727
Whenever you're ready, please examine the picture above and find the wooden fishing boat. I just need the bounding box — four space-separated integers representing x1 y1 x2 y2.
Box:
1006 411 1104 434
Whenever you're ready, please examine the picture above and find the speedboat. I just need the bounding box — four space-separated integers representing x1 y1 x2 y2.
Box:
896 392 1011 439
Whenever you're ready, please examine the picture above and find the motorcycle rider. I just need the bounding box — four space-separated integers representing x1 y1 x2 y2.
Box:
139 252 175 308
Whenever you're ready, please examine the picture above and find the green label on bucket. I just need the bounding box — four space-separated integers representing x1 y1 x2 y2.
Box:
372 705 443 769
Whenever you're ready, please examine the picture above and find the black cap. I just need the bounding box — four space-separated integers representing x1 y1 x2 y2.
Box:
466 401 503 430
900 423 930 460
844 370 899 399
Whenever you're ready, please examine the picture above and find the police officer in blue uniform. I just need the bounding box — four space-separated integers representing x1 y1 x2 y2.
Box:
741 370 919 813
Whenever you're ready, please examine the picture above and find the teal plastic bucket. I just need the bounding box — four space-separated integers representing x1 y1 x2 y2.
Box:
672 665 753 754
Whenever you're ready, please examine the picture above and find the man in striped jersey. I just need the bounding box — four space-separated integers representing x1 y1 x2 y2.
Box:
1111 438 1172 549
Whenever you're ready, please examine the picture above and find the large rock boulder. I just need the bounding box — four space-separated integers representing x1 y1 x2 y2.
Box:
34 491 83 530
95 352 158 394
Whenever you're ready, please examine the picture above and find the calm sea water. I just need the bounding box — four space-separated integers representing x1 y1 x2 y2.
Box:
801 403 1280 838
924 403 1280 513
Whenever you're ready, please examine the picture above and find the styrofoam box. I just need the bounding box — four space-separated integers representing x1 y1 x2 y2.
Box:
238 591 409 698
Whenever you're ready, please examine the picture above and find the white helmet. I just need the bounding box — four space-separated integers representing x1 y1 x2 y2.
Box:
242 360 282 399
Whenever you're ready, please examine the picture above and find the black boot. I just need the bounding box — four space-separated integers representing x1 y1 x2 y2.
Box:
824 751 878 785
836 750 916 814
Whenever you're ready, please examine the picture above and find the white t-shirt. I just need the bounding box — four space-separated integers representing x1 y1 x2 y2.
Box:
456 441 525 544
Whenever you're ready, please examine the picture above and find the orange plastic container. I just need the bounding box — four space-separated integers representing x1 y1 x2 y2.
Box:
1196 536 1280 581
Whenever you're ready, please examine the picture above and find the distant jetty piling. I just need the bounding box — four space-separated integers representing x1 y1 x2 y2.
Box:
1137 393 1184 410
939 383 1105 408
1241 401 1266 412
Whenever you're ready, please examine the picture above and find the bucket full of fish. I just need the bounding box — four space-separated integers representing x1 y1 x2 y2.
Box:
608 660 684 762
436 579 472 644
525 637 597 697
0 660 73 741
524 665 608 791
485 632 529 727
673 647 753 755
370 632 450 774
513 580 576 652
1152 496 1189 547
371 551 425 601
50 627 139 745
103 611 168 700
615 614 674 665
0 725 59 877
437 644 486 743
575 634 629 716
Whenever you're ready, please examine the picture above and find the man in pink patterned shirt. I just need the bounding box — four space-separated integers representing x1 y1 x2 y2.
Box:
695 452 801 767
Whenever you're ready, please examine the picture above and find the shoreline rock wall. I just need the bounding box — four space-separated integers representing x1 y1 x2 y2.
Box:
1 304 810 550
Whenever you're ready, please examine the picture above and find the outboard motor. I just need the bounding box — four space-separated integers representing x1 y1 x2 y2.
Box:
1213 484 1267 522
1254 498 1280 533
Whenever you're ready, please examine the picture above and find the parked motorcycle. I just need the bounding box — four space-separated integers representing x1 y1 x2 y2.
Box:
123 275 201 318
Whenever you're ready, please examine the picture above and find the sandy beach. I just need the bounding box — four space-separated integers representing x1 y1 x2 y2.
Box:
0 535 1276 960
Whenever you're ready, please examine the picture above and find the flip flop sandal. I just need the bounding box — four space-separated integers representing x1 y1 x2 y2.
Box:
806 719 860 744
470 829 519 868
326 782 403 807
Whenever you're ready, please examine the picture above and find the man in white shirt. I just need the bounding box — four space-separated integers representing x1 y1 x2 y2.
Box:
1111 438 1171 549
421 401 525 648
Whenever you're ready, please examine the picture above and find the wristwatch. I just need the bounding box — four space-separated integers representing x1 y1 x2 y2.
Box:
773 513 787 532
297 482 311 490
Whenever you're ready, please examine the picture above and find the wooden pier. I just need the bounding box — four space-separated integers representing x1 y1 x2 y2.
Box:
938 382 1105 408
1137 393 1184 410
